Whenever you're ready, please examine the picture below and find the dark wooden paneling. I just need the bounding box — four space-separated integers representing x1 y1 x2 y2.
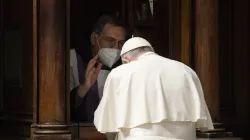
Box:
38 0 67 123
150 0 182 59
168 0 181 61
66 0 71 125
32 0 71 139
180 0 192 66
228 0 250 139
154 0 170 57
2 0 33 114
0 112 32 137
0 0 34 138
194 0 220 121
32 0 38 125
79 126 106 140
0 0 3 116
218 0 250 139
232 0 250 125
219 0 234 116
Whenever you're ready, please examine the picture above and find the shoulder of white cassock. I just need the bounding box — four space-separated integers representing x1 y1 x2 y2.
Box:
94 53 214 133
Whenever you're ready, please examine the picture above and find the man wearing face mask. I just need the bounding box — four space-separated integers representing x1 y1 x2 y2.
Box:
70 15 128 123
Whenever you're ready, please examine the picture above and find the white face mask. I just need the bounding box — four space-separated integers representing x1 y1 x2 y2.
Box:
95 35 121 68
98 48 121 68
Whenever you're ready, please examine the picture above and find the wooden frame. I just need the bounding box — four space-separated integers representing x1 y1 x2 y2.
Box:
32 0 38 127
180 0 192 66
168 0 181 61
31 0 72 139
0 0 4 116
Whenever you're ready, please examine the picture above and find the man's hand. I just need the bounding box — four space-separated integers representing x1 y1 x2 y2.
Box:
78 55 102 97
85 55 102 88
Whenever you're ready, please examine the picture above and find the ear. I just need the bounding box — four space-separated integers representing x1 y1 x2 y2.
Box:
90 32 96 46
122 58 130 64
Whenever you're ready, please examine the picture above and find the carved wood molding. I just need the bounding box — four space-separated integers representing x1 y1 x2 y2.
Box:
0 110 33 123
32 123 71 135
31 123 74 139
0 111 32 138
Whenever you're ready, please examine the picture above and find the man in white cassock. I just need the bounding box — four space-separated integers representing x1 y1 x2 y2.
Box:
94 37 214 140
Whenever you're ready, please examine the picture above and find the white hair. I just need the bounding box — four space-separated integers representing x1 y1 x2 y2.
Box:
121 46 153 60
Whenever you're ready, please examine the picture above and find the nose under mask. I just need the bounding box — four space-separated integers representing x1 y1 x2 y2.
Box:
98 48 121 68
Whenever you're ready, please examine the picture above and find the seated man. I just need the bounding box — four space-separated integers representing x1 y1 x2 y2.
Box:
70 15 128 122
94 37 214 140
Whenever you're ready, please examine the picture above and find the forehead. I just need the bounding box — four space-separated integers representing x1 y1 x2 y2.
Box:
102 23 126 41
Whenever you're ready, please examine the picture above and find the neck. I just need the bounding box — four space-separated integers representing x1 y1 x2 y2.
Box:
133 52 147 60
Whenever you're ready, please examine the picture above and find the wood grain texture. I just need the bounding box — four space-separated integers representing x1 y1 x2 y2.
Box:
180 0 191 66
33 0 71 139
66 0 71 124
79 127 106 140
168 0 181 61
33 0 38 124
195 0 219 121
38 0 67 124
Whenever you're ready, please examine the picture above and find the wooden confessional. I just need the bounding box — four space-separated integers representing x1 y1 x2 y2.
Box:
0 0 249 139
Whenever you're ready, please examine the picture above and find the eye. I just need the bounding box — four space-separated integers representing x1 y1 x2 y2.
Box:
106 37 116 42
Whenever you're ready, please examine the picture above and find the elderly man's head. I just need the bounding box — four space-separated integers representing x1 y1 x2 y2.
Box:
91 15 127 56
120 37 154 64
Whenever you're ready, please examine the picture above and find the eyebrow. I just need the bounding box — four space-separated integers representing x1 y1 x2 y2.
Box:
103 34 125 42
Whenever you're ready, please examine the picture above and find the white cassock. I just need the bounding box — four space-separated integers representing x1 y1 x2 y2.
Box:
94 52 214 140
70 48 80 91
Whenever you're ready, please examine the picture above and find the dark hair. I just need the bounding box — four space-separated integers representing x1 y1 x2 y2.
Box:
92 14 131 39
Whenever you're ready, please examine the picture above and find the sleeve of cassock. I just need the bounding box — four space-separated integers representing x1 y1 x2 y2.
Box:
94 71 120 133
189 68 214 130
